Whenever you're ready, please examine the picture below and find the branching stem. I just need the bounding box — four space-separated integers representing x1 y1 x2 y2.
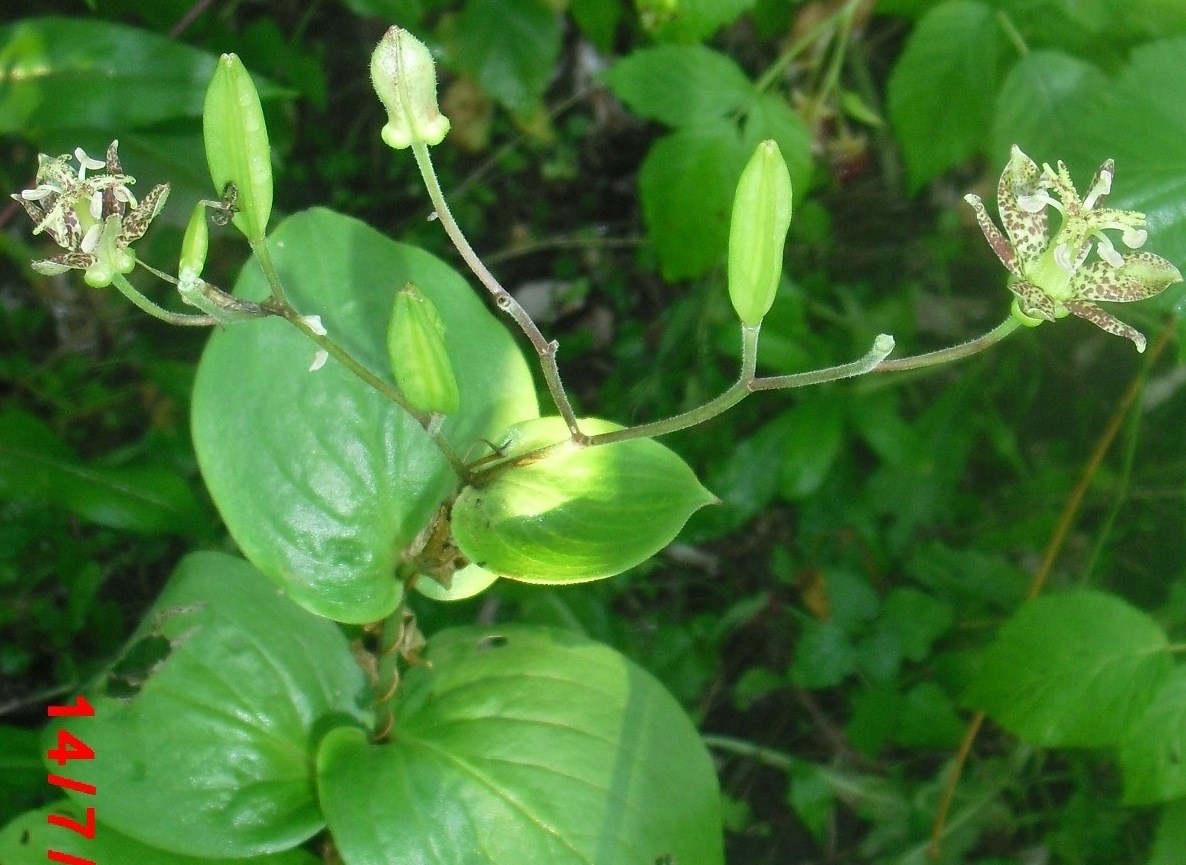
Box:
410 141 586 441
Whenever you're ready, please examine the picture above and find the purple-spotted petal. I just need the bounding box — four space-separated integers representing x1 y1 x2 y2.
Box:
31 250 97 276
1007 277 1057 321
964 193 1019 275
1064 300 1147 352
1071 252 1182 303
998 146 1049 266
121 184 169 242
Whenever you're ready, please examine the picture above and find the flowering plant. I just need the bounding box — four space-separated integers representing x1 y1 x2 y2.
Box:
964 145 1181 352
11 141 168 288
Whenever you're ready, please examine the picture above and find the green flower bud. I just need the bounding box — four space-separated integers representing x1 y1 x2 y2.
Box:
727 139 792 327
203 54 273 242
387 283 460 415
370 27 451 150
179 203 209 284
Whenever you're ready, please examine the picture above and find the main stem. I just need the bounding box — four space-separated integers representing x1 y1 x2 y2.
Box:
410 142 586 441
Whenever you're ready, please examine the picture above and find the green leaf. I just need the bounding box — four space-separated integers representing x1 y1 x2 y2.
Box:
789 620 859 689
0 408 208 536
636 0 756 42
887 0 1007 189
777 397 844 500
1118 666 1186 805
992 51 1109 166
0 801 320 865
878 587 954 662
44 551 370 858
1150 799 1186 865
317 625 724 865
570 0 622 51
742 92 814 201
452 0 561 113
0 725 43 817
0 17 218 136
451 417 716 582
192 208 538 623
604 45 753 128
639 123 749 280
965 590 1173 747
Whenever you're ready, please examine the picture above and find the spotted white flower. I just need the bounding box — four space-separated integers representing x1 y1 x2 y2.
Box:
965 145 1181 352
11 141 169 288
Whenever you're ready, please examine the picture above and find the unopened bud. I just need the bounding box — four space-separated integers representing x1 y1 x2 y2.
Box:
387 283 460 415
370 27 451 150
203 54 273 241
179 203 209 284
727 139 792 327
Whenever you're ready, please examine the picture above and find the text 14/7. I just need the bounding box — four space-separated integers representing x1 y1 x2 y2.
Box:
46 694 97 865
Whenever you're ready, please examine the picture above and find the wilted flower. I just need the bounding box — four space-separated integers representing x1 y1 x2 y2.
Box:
11 141 168 288
965 145 1181 352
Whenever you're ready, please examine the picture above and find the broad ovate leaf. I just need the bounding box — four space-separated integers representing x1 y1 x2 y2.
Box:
0 801 320 865
965 590 1172 747
450 417 716 582
192 208 537 623
42 551 370 858
317 625 724 865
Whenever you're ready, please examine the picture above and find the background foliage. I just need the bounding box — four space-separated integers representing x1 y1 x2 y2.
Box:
3 1 1186 862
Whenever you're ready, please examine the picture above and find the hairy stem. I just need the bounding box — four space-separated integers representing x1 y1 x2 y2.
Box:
410 141 585 441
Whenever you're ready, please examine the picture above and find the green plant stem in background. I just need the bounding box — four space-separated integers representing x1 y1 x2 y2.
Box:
111 272 218 326
410 141 586 441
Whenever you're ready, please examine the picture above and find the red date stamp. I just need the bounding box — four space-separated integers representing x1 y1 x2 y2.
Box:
45 694 96 865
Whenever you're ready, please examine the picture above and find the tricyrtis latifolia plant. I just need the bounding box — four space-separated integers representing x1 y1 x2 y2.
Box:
10 26 1182 865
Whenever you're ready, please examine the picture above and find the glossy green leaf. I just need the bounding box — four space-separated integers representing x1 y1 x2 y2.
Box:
0 408 208 536
639 123 749 280
192 208 538 622
0 17 217 136
604 45 753 129
43 551 370 858
965 591 1173 747
887 0 1007 189
636 0 755 42
1118 666 1186 805
452 0 561 113
0 801 320 865
204 53 273 241
413 563 499 602
317 625 724 865
451 417 716 582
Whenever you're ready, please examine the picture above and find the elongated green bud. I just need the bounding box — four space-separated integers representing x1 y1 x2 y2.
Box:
727 139 792 326
203 54 273 242
387 283 460 414
370 27 451 150
179 203 209 284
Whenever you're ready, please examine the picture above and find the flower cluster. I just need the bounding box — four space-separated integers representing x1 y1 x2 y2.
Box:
965 145 1181 352
11 141 168 288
